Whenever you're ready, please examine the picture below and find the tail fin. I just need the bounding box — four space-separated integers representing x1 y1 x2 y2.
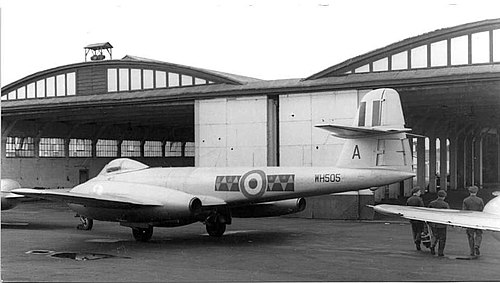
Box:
316 88 412 171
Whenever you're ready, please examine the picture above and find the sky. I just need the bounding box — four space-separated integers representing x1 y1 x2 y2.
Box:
1 0 500 87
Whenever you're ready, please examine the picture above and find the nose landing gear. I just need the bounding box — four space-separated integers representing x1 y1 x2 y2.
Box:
76 215 93 230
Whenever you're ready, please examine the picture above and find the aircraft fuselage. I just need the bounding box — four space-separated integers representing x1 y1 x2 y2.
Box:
68 166 413 223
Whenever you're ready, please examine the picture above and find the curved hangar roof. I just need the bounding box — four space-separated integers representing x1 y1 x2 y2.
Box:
1 55 262 131
2 19 500 134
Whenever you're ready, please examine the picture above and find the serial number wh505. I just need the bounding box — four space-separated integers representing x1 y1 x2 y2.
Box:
314 173 341 183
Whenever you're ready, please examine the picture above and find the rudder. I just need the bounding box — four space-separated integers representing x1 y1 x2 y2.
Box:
316 88 412 171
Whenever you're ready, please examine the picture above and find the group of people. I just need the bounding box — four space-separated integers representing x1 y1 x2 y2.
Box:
406 185 484 257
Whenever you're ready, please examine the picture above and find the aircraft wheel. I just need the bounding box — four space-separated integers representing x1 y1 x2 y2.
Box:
76 216 93 230
206 222 226 237
132 226 153 242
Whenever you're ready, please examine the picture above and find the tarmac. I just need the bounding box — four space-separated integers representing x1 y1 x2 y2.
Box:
2 200 500 282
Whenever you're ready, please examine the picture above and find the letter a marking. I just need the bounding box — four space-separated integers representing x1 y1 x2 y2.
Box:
352 145 361 159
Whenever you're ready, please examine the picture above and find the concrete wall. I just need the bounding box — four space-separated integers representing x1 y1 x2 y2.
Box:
288 190 375 220
195 96 268 167
279 90 368 166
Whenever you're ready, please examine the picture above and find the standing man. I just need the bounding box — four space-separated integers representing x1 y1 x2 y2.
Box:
407 186 425 250
463 185 485 256
428 190 450 257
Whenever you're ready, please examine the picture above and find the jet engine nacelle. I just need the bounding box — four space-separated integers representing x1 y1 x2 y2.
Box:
158 188 202 219
69 180 202 222
230 198 306 218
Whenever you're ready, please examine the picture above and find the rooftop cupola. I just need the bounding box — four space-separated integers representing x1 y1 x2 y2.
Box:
84 42 113 61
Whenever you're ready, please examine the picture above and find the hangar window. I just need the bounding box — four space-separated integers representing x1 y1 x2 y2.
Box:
411 45 427 69
17 86 26 100
184 142 195 157
391 51 408 70
372 58 388 72
156 71 167 88
56 74 66 96
194 78 207 85
431 40 448 67
107 69 118 92
96 139 118 157
8 90 16 100
131 69 142 90
354 64 369 73
5 137 35 157
181 75 193 86
144 141 162 157
472 31 490 64
494 29 500 62
121 140 141 157
119 68 129 91
36 80 45 98
67 72 76 95
451 35 468 65
69 139 92 157
27 83 36 99
46 77 56 97
165 141 182 157
168 73 180 87
143 70 154 89
39 138 65 157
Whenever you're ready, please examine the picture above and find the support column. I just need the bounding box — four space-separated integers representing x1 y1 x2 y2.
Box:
449 137 457 190
473 135 483 187
267 96 279 166
117 140 122 157
465 135 474 187
417 137 426 189
429 137 437 193
64 138 70 158
456 135 466 190
92 139 97 158
440 137 448 191
498 131 500 183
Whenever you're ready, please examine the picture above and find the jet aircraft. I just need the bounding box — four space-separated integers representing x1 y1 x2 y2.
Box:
372 193 500 242
13 88 415 241
1 179 28 210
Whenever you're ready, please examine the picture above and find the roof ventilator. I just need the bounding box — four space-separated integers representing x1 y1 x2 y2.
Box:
84 42 113 61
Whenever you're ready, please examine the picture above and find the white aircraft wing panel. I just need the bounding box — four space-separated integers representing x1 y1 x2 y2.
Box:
373 204 500 232
12 188 162 209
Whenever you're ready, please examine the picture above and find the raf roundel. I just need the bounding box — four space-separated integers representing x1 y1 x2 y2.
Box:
239 170 267 199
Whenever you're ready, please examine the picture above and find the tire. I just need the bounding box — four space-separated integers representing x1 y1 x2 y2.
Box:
206 222 226 237
132 226 153 242
76 216 93 230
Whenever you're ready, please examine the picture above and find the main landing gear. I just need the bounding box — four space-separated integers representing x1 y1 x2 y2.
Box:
132 226 154 242
76 215 93 230
205 213 229 237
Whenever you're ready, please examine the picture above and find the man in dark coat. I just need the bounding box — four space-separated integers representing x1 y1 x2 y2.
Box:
428 190 450 257
406 186 425 250
462 185 485 256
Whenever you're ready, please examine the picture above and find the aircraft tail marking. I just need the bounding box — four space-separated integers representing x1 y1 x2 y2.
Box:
316 88 412 172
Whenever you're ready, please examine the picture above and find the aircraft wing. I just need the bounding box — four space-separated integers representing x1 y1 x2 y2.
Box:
315 124 411 139
3 192 26 199
372 204 500 232
12 188 163 209
12 188 228 209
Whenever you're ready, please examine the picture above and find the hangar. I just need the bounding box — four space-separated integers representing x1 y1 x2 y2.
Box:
2 19 500 208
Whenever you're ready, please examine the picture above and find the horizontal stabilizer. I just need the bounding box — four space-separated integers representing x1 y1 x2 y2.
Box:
12 188 162 209
315 124 411 139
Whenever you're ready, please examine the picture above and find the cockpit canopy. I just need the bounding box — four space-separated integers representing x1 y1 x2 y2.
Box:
98 158 149 176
